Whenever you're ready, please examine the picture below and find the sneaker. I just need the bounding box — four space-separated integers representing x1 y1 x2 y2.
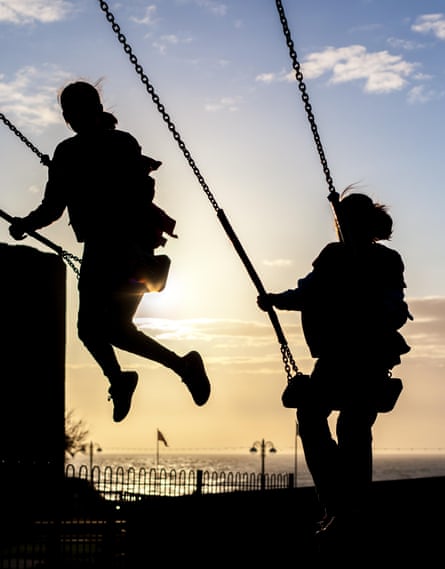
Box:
108 371 139 423
181 351 211 406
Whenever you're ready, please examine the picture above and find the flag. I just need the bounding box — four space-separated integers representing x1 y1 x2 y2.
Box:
157 429 168 447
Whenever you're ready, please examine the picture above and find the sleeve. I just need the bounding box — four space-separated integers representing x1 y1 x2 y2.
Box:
383 251 412 329
19 144 68 232
269 271 314 311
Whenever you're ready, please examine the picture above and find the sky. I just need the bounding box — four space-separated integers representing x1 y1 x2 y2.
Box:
1 0 445 457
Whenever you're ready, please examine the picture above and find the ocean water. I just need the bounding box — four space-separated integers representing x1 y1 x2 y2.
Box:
68 451 445 488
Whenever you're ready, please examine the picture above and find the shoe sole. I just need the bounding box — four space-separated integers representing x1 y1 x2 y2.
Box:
183 351 210 406
112 372 139 423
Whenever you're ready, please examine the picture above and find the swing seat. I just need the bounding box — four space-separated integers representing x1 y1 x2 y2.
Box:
134 253 171 292
282 372 403 412
281 372 311 408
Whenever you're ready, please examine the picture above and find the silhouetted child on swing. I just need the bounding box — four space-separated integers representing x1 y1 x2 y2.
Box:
257 188 412 540
9 79 210 422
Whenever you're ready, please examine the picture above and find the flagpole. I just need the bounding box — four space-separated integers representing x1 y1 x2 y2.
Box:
156 429 159 467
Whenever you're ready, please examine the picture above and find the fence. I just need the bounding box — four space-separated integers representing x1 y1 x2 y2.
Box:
65 463 295 499
0 463 297 568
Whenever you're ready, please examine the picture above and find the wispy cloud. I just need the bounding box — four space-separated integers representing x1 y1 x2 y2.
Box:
130 4 158 27
152 33 193 54
132 296 445 366
257 45 419 95
407 84 444 104
0 66 70 129
405 297 445 359
412 13 445 40
193 0 227 17
133 316 287 344
301 45 418 93
262 258 293 268
387 37 426 51
175 0 227 17
0 0 74 24
204 96 241 112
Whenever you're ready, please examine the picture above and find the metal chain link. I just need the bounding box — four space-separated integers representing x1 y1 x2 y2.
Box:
62 251 81 279
275 0 336 197
97 0 299 378
0 113 51 167
0 113 81 278
281 344 299 379
98 0 220 214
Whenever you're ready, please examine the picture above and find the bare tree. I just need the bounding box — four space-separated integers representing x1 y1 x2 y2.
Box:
65 409 89 459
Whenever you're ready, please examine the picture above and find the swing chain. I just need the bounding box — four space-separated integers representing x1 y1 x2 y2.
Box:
61 251 81 280
0 113 81 277
281 343 299 380
98 0 302 383
274 0 336 197
0 113 51 167
98 0 220 214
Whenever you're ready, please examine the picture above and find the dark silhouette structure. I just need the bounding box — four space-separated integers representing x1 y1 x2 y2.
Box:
9 80 211 424
0 244 66 513
257 190 412 538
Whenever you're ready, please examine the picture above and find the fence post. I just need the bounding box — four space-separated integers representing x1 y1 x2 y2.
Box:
196 469 203 495
288 473 294 489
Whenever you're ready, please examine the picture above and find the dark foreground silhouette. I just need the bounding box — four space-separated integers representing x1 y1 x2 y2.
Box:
125 476 443 566
9 80 211 423
3 475 441 567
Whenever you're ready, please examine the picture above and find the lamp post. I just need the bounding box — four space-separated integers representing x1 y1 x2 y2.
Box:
250 438 276 490
82 441 102 481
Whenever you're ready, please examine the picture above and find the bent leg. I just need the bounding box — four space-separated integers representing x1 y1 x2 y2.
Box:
105 280 183 373
297 403 340 517
77 276 123 381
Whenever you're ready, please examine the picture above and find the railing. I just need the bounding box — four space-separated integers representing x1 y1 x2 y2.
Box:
0 464 296 568
65 463 294 500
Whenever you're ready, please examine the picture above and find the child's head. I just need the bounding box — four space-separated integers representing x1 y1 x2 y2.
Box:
59 81 102 132
338 188 393 243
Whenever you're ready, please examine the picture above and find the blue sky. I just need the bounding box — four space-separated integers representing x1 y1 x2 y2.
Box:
1 0 444 456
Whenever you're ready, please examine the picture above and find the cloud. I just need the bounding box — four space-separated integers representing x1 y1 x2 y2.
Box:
0 0 74 24
257 45 419 95
256 72 279 84
262 258 293 268
412 13 445 40
0 66 70 129
302 45 418 94
194 0 227 17
130 4 158 27
133 296 445 364
407 85 444 104
387 37 425 51
133 316 287 343
404 297 445 360
175 0 227 17
204 96 241 112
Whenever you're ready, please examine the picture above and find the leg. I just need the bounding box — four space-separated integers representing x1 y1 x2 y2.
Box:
77 270 140 422
297 402 341 518
77 243 182 379
105 279 183 373
77 268 123 381
105 279 210 406
78 245 210 409
336 405 378 515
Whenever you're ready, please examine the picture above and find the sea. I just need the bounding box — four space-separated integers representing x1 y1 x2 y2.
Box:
68 451 445 488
